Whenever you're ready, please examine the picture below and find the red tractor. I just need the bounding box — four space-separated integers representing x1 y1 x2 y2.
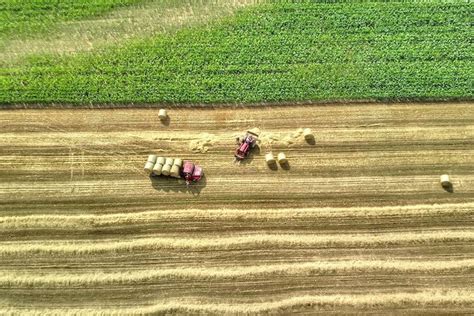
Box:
235 129 260 162
182 161 203 185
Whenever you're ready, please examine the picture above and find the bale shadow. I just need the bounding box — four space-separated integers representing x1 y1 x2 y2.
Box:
280 161 291 170
305 136 316 145
160 116 171 126
267 161 278 171
149 174 207 196
442 183 454 193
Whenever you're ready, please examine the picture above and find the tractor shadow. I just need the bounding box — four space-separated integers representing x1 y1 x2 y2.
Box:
240 145 261 165
149 174 207 196
442 183 454 193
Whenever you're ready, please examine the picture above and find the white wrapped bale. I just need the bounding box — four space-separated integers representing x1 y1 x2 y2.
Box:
144 162 155 174
173 158 183 167
277 152 287 164
158 109 168 120
164 157 174 167
303 128 313 140
161 163 172 176
265 152 276 165
440 174 451 187
170 164 181 178
156 157 165 165
152 162 163 175
147 155 157 163
144 155 157 173
161 157 174 176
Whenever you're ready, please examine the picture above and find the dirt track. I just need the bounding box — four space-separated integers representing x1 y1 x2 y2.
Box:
1 103 473 314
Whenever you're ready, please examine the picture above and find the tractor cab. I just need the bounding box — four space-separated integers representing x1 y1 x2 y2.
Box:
235 129 260 161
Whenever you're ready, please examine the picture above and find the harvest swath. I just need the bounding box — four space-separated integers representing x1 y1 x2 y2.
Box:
1 103 473 314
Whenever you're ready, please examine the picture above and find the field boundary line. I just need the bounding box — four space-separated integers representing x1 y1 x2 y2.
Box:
1 100 473 110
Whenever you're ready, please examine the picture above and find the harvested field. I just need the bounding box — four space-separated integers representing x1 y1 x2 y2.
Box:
1 103 473 314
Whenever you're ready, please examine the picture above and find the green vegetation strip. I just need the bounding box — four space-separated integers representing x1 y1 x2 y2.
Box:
0 1 472 104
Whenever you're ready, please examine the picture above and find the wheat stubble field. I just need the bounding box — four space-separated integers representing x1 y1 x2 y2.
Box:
1 103 473 314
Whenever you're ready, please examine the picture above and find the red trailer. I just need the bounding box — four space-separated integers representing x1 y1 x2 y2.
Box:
182 161 204 185
192 165 203 182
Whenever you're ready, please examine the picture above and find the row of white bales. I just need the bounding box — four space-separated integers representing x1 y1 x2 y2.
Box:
144 156 182 178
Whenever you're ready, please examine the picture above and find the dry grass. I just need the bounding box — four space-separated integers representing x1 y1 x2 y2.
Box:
2 230 473 255
1 202 473 229
1 259 472 287
0 104 472 313
4 291 474 315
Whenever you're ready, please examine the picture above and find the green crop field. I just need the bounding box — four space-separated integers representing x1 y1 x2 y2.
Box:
0 1 474 104
0 0 472 105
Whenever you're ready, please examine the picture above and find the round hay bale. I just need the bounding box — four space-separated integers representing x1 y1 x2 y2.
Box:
303 128 313 140
156 157 165 165
170 164 181 178
164 157 174 166
158 109 167 120
265 152 276 165
152 163 163 175
173 158 183 167
440 174 451 187
277 152 287 164
147 155 157 163
144 161 155 174
161 164 172 176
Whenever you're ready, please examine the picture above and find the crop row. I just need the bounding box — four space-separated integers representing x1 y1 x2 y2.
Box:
3 291 473 315
1 202 472 229
1 259 471 287
2 230 473 255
